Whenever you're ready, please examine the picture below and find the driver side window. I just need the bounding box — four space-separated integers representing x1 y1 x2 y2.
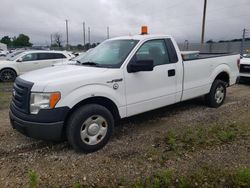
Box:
134 40 170 66
21 53 38 62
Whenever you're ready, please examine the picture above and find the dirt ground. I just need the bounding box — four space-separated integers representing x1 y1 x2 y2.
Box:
0 82 250 187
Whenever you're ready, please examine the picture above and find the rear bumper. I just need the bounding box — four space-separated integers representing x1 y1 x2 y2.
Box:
9 103 70 141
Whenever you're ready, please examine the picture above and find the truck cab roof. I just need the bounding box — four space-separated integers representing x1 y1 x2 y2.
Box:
110 34 172 41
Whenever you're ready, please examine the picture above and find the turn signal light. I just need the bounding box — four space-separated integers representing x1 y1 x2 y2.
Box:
49 92 61 108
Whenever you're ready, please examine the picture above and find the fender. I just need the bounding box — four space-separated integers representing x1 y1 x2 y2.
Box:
0 65 20 75
56 83 127 118
209 63 231 84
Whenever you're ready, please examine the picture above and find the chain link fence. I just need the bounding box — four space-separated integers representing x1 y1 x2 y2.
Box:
178 41 250 54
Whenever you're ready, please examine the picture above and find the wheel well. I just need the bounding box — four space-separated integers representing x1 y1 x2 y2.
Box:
62 97 120 137
215 72 229 86
0 68 17 76
65 96 120 124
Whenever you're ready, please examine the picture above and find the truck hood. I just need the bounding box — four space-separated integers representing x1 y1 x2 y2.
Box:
20 65 108 83
20 65 109 91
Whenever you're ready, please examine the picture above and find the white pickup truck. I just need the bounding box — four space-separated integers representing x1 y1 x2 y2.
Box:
10 34 240 152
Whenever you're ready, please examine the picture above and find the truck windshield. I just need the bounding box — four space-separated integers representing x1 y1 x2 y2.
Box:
77 39 139 68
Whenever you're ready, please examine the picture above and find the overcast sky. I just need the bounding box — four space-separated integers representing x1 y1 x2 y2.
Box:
0 0 249 45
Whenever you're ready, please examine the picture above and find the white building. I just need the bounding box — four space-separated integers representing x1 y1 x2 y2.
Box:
0 42 7 50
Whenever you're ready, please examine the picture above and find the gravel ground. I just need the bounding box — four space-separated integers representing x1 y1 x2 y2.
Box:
0 83 250 187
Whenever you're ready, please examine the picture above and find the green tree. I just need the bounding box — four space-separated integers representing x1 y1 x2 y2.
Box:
12 34 32 47
0 36 12 47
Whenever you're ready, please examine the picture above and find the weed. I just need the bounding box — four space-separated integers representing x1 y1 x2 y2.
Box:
73 182 81 188
165 131 177 151
232 168 250 187
28 170 38 188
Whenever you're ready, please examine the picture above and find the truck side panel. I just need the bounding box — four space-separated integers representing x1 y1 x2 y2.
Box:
181 54 239 101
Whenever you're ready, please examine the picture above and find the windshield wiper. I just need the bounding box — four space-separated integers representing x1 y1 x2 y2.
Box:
80 61 101 67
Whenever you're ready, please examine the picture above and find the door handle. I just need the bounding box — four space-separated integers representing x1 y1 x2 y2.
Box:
168 69 175 77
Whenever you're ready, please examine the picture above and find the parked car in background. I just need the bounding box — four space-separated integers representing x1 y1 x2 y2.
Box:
0 50 71 82
6 49 25 59
53 51 87 66
239 53 250 81
0 49 8 57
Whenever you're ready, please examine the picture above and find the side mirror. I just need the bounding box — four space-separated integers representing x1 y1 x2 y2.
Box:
127 60 154 73
16 59 23 62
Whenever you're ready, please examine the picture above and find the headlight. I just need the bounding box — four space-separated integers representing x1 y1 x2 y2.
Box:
30 92 61 114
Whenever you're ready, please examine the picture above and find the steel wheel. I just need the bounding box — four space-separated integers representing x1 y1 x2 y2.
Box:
80 115 108 145
214 85 225 104
67 104 114 152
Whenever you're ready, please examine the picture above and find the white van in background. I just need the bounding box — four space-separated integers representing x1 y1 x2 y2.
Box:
0 50 71 82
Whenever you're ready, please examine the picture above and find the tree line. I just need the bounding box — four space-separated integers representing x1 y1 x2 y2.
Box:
0 34 32 48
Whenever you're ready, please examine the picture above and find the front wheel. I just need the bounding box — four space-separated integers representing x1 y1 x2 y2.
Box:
205 80 227 108
0 69 17 82
66 104 114 153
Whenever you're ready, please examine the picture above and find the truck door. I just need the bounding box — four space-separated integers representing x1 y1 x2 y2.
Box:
124 39 178 116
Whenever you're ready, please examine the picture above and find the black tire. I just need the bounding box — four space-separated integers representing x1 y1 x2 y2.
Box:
66 104 114 153
0 69 16 82
205 80 227 108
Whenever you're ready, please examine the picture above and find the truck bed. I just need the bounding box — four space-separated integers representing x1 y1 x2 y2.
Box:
183 52 238 61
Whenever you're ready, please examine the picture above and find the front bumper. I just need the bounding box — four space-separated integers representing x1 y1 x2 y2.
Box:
9 103 70 141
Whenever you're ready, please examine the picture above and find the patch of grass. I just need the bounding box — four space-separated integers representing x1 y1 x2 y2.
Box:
163 121 247 154
133 167 250 188
0 83 12 110
232 168 250 187
134 169 173 188
28 170 38 188
73 182 81 188
165 131 177 151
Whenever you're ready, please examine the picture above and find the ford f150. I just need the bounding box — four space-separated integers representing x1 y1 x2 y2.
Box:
9 33 240 152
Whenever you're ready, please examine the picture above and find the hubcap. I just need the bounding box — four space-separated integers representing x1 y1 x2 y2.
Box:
215 85 225 104
80 115 108 145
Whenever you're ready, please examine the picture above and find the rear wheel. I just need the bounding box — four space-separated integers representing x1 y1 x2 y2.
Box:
66 104 114 152
205 80 227 108
0 69 16 82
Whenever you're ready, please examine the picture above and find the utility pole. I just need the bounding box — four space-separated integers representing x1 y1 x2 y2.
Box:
50 34 53 47
65 19 69 48
241 28 247 55
201 0 207 44
82 22 86 46
184 40 189 50
107 26 110 39
88 27 91 44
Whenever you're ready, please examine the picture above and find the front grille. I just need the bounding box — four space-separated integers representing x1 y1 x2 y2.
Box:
240 64 250 73
12 77 33 114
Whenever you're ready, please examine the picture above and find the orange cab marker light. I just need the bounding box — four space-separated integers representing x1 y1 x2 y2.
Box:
141 26 148 35
49 92 61 109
